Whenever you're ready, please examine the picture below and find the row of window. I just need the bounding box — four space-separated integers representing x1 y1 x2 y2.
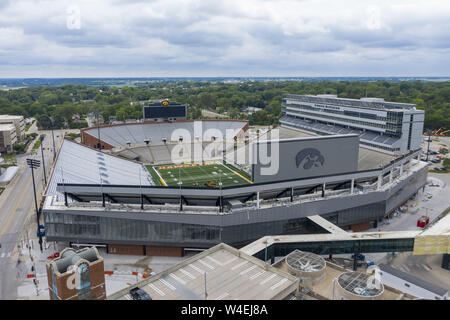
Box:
285 102 404 123
285 108 402 132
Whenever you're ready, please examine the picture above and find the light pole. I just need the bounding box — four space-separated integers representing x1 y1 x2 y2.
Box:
39 115 56 161
426 129 432 162
26 158 43 252
95 111 102 151
178 168 183 211
39 135 47 185
218 169 223 212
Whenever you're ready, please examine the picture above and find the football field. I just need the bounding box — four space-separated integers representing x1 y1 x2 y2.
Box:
146 162 252 188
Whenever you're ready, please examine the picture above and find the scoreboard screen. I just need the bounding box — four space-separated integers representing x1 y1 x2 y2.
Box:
143 105 186 119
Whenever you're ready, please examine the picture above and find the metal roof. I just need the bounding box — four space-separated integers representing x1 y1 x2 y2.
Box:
46 139 154 202
108 243 299 300
378 264 448 297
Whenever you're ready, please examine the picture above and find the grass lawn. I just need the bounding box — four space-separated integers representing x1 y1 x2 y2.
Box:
146 161 252 188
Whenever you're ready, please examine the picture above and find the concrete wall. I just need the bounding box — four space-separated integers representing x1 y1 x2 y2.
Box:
252 135 359 183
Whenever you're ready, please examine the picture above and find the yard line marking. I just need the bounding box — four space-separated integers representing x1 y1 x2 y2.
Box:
222 257 238 266
215 293 229 300
270 278 288 290
220 163 253 184
259 274 276 285
250 271 265 280
231 261 248 271
159 279 176 291
198 259 214 270
149 283 165 296
152 166 167 187
170 273 186 285
240 265 257 276
206 256 222 266
189 264 206 274
179 268 196 279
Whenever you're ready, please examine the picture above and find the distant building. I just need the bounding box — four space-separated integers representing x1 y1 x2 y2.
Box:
143 100 187 122
0 123 17 153
0 114 25 142
281 94 424 155
244 106 263 114
46 246 106 300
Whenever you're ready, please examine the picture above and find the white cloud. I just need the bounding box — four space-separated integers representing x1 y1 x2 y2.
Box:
0 0 449 76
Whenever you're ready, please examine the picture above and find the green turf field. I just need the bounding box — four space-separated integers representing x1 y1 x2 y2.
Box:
146 162 252 188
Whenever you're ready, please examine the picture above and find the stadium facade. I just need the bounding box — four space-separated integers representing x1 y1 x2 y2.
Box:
43 106 428 257
280 94 424 155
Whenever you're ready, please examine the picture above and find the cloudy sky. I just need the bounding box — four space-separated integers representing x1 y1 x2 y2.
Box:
0 0 449 77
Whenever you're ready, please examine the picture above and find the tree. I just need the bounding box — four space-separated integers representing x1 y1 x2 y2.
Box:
443 158 450 170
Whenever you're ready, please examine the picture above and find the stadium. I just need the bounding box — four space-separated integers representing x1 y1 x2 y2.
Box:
42 99 428 257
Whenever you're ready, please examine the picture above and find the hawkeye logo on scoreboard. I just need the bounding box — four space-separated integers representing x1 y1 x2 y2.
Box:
161 100 170 107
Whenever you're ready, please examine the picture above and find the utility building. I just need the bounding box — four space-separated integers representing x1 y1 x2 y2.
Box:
46 247 106 300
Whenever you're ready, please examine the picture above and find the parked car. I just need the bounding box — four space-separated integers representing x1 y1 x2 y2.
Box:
130 287 152 300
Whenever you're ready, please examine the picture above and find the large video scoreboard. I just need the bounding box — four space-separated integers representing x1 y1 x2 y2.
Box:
143 100 187 120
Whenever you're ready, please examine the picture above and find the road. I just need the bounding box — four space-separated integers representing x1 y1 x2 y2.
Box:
0 129 64 299
380 252 450 294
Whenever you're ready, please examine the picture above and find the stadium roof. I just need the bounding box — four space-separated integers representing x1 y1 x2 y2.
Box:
108 243 299 300
45 139 154 202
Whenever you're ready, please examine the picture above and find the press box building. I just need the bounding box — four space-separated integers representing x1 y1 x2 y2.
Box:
280 94 424 155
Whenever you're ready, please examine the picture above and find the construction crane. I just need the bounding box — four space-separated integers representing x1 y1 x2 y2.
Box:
433 127 446 136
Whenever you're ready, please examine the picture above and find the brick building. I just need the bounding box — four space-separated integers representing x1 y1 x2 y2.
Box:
46 246 106 300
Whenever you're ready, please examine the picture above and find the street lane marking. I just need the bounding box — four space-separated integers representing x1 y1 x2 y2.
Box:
0 176 32 241
189 264 205 274
231 261 248 270
206 256 222 266
239 265 257 276
222 257 238 266
149 283 165 296
250 271 265 280
0 253 5 258
198 259 214 270
270 278 288 290
159 279 175 291
169 273 186 285
259 274 276 285
179 268 196 279
215 293 229 300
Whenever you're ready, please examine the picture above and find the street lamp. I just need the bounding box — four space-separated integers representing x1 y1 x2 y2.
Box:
425 129 432 162
26 158 43 252
178 181 183 211
39 134 47 185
